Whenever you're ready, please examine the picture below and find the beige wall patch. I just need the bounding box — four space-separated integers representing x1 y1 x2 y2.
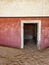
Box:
0 0 49 17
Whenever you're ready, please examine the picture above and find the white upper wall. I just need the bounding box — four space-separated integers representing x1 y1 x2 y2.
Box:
0 0 49 17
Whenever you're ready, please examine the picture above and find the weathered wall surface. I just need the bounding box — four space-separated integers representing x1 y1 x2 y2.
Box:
40 18 49 49
0 18 21 48
21 17 49 49
0 0 49 16
0 18 49 49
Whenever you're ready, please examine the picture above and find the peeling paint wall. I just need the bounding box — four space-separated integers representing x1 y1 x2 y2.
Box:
0 0 49 16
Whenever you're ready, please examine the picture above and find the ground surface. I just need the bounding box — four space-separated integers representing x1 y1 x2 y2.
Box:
0 40 49 65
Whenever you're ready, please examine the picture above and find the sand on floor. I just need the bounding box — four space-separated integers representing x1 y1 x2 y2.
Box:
0 41 49 65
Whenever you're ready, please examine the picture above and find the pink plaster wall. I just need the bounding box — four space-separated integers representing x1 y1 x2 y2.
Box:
40 27 49 49
0 18 21 48
40 18 49 49
0 18 49 49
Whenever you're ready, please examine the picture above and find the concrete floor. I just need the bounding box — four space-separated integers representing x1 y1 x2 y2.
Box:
0 40 49 65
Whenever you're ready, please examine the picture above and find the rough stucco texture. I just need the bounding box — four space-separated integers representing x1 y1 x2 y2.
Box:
40 19 49 49
0 18 49 49
0 18 21 48
40 27 49 49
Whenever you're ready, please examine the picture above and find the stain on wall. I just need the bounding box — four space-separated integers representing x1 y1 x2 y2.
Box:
0 0 15 3
6 0 15 3
25 0 40 3
0 0 39 3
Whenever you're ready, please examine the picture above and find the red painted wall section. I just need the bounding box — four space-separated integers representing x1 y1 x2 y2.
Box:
21 17 49 49
21 18 49 49
40 18 49 49
0 18 21 48
0 18 49 49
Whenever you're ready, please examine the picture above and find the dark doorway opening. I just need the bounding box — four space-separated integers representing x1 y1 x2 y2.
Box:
24 23 37 48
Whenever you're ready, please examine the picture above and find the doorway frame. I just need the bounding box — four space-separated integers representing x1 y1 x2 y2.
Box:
21 20 41 49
